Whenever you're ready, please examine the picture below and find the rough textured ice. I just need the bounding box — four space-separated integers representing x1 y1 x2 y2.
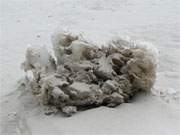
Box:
22 32 157 116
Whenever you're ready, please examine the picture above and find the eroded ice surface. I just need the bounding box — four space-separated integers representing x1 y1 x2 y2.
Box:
21 32 157 116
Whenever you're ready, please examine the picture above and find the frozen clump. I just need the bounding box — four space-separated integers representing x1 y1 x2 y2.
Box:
22 32 157 116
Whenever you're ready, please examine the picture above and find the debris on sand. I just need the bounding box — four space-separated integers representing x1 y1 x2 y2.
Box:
22 32 157 116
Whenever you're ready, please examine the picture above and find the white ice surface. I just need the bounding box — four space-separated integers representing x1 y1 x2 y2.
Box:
1 0 180 135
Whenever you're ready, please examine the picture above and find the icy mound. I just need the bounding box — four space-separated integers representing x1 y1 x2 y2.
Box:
22 32 157 116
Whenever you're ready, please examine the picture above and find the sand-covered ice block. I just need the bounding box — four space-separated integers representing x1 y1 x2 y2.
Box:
22 32 157 116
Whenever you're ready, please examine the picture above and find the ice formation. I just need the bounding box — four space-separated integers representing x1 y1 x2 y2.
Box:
22 32 157 116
